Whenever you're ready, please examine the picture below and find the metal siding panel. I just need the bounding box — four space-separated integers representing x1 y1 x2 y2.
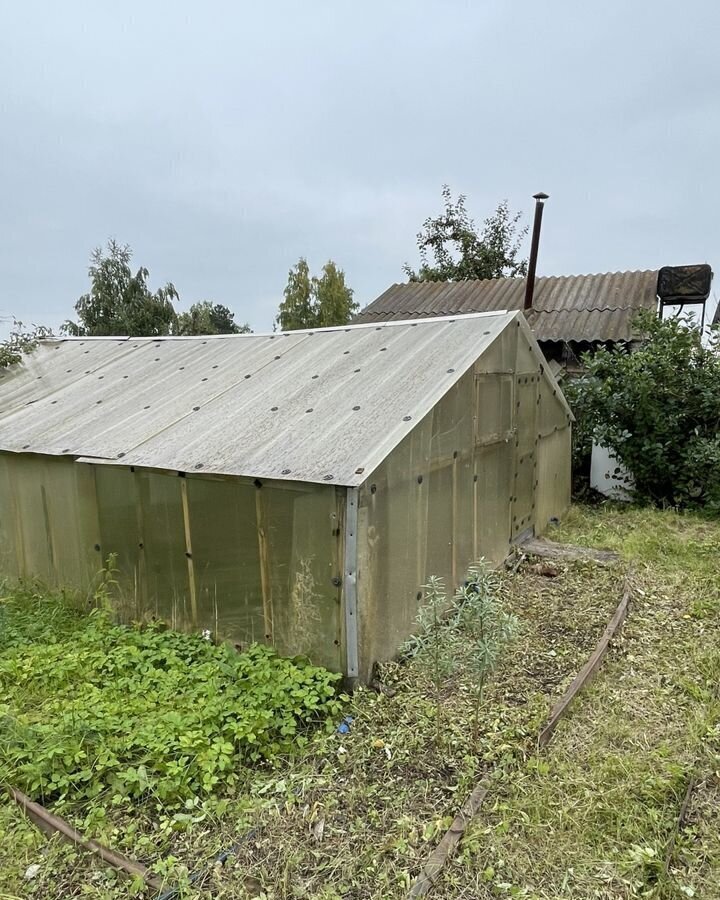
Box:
535 428 572 530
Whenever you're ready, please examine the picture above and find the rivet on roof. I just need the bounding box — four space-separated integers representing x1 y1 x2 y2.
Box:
447 368 455 373
403 415 412 421
281 468 291 475
305 408 313 413
352 405 360 411
355 467 364 475
195 463 204 469
192 406 200 411
270 406 278 411
323 474 333 481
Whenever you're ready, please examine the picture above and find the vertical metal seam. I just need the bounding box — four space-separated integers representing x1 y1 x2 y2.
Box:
343 486 359 678
255 487 274 643
179 478 199 626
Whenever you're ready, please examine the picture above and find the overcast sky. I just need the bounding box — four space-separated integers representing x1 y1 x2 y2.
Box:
1 0 718 335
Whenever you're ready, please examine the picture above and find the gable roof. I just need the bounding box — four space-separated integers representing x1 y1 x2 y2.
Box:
0 312 529 487
355 270 661 343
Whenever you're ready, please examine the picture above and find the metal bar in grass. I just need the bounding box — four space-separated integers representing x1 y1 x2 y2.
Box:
408 780 492 898
8 786 164 891
537 570 633 749
662 773 696 880
661 677 720 879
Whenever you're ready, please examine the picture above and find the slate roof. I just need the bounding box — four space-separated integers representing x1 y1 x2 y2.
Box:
355 270 661 343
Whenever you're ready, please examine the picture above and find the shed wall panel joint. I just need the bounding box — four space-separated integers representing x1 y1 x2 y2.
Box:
343 487 359 678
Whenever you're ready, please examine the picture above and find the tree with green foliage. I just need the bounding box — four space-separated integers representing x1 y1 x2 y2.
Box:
404 185 528 282
275 258 357 330
175 301 251 335
0 320 53 368
565 311 720 509
62 240 178 337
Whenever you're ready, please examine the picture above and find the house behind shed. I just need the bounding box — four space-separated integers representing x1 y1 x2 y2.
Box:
0 313 571 680
355 265 714 374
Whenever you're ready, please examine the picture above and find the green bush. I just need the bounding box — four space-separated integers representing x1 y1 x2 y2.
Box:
565 311 720 509
0 586 343 809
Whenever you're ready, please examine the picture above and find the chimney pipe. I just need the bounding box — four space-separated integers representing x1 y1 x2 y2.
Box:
524 191 549 310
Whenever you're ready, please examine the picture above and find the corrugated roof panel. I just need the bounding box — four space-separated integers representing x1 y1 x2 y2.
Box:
355 270 661 342
0 338 136 416
0 313 517 486
0 333 311 458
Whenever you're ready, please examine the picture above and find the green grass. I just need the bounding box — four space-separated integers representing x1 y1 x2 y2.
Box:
438 504 720 899
0 504 718 899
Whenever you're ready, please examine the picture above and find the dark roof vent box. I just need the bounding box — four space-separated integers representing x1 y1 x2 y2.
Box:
657 264 713 305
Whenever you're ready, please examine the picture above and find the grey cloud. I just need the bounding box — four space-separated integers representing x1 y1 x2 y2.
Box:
1 0 718 336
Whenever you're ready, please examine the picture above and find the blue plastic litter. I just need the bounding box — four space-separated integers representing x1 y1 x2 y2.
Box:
336 715 354 734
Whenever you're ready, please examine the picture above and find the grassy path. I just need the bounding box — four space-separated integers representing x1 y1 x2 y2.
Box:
435 507 720 900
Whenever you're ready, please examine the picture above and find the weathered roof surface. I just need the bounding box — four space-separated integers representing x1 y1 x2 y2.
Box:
355 270 661 343
0 312 518 486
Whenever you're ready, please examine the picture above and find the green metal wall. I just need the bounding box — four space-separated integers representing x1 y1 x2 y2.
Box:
0 454 344 672
355 324 572 680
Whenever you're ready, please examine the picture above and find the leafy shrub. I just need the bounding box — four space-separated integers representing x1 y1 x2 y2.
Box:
402 562 518 742
0 586 343 809
455 562 518 740
565 312 720 509
0 320 52 368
